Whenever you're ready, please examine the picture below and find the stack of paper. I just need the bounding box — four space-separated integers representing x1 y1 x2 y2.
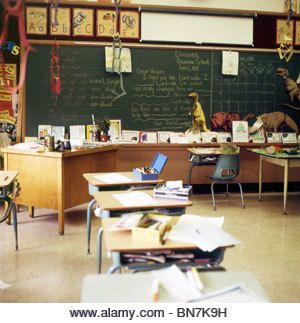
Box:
167 214 240 252
8 142 42 151
154 184 192 200
151 265 202 302
94 173 134 184
150 265 269 303
113 191 158 207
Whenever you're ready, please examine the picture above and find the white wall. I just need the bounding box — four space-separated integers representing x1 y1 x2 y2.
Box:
131 0 292 13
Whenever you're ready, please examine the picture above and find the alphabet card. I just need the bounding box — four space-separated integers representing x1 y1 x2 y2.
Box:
50 7 71 36
26 6 47 35
73 8 94 37
96 10 116 37
120 11 140 39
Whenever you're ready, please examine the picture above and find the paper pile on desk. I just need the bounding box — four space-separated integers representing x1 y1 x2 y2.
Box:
167 214 240 252
151 265 268 303
151 265 202 302
8 142 42 151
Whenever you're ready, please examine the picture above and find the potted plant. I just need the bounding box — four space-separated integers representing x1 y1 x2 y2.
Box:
97 116 111 142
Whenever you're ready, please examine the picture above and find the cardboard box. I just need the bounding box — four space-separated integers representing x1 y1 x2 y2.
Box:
131 214 173 243
133 152 168 180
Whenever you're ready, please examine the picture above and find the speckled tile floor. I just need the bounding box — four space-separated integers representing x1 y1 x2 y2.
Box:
0 192 300 303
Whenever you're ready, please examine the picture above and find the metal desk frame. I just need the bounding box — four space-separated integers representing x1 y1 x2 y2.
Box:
0 171 19 250
187 151 221 185
84 172 164 253
97 219 229 274
258 153 300 214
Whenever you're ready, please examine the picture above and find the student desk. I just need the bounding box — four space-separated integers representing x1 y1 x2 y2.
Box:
249 149 300 214
81 271 269 302
96 215 232 275
93 192 193 273
2 145 119 235
83 172 164 253
0 171 19 250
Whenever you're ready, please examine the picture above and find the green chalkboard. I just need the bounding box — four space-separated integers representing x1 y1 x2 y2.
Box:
26 45 300 136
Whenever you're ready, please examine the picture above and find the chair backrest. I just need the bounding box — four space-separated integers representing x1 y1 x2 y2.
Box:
210 154 240 180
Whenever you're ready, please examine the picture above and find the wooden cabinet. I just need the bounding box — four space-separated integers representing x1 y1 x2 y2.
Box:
117 143 300 184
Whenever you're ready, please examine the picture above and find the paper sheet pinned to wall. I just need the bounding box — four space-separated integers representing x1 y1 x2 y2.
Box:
105 47 132 73
222 51 239 75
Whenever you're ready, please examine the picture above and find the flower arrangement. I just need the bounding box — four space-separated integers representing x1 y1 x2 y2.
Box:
97 116 111 136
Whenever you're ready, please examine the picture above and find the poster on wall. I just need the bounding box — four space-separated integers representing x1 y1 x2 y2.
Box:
0 64 17 141
295 21 300 45
276 19 294 45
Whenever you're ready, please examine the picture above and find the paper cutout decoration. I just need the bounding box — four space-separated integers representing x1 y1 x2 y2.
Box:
296 72 300 84
105 47 132 73
278 34 294 62
222 51 239 76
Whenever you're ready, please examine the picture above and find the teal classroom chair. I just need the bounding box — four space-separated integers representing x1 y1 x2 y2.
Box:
208 154 245 211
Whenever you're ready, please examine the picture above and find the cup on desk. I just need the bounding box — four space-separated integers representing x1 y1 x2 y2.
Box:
45 136 55 151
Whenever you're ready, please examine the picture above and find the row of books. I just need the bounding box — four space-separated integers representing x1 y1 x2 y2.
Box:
37 124 299 144
154 183 192 200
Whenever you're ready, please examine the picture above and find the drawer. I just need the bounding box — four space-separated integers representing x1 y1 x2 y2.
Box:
120 247 225 270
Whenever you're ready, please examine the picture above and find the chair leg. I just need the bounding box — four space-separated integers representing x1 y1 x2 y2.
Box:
237 182 245 209
210 181 216 211
12 203 18 251
226 182 229 197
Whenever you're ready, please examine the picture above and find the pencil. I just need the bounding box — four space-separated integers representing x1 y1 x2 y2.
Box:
4 176 8 181
161 231 169 245
151 279 159 302
191 267 204 291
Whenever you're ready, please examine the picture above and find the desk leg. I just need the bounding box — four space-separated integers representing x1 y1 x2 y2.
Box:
258 156 263 202
101 210 110 219
5 200 11 225
87 198 97 254
283 160 289 215
97 227 104 273
28 206 34 218
12 203 18 251
58 208 65 235
108 252 121 274
188 165 195 185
